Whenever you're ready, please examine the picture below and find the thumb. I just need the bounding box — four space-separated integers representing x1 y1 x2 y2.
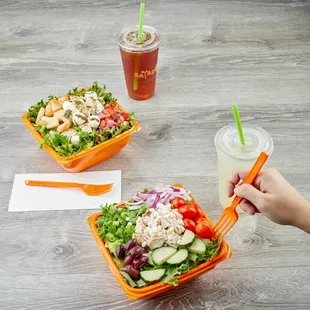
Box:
234 184 264 207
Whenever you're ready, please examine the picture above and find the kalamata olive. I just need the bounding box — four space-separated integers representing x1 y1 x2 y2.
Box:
116 244 125 260
124 238 137 252
133 255 148 269
123 254 135 266
127 246 146 258
121 265 140 280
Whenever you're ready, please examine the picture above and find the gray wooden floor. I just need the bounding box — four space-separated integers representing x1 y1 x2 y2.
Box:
1 0 310 309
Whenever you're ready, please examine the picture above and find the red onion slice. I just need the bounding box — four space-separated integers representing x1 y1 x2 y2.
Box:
137 193 154 200
150 194 160 208
163 194 172 205
107 119 115 128
97 112 104 119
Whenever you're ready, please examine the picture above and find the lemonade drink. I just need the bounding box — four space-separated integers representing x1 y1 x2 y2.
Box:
214 124 274 209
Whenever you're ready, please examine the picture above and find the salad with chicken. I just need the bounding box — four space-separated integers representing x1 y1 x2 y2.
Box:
26 82 136 158
96 186 221 287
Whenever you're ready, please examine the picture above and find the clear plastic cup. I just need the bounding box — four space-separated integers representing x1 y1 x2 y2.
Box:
118 25 160 101
214 124 274 210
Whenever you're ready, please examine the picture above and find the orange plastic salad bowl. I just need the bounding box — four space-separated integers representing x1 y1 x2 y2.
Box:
87 184 232 300
22 102 141 173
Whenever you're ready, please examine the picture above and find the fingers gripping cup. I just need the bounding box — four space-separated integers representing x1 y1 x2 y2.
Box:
118 25 160 100
214 124 274 211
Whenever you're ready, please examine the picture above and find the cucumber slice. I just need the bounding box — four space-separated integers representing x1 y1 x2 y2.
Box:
140 269 166 282
187 238 206 254
143 253 155 266
188 253 198 262
166 249 188 265
152 247 177 265
179 229 195 246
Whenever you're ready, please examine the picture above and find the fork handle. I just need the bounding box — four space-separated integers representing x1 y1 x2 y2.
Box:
25 180 80 188
230 152 269 210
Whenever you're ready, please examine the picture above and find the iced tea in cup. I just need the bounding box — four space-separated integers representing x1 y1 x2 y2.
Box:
214 124 273 211
118 25 160 100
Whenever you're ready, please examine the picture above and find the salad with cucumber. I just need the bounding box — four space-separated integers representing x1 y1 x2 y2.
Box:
96 185 221 287
26 82 136 158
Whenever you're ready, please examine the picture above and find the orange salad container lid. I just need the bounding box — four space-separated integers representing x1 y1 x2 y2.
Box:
88 184 232 300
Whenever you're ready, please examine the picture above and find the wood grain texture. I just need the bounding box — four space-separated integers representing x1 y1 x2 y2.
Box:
1 0 310 309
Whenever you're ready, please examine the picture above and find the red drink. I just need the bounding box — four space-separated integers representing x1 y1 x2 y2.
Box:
118 26 160 100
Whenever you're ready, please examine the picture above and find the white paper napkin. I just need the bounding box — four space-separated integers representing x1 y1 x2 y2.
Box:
8 171 121 212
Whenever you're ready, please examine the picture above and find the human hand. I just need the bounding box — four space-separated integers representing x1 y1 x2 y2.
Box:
227 168 310 233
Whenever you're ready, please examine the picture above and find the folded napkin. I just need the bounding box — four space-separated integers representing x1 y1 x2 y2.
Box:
8 170 121 212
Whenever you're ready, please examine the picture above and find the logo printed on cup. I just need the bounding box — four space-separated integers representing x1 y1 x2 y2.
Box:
134 67 157 79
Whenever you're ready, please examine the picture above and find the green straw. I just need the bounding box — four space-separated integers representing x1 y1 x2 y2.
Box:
232 105 245 145
138 2 145 43
133 55 140 91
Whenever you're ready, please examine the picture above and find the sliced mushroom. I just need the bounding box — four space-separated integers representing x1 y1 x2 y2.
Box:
80 106 90 117
95 101 104 113
72 111 87 126
63 109 73 120
41 116 59 129
85 91 97 100
88 115 100 129
36 107 45 126
44 103 54 117
85 96 95 108
70 96 85 105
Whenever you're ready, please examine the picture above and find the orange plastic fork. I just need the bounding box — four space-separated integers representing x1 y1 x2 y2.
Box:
213 152 269 238
25 180 113 196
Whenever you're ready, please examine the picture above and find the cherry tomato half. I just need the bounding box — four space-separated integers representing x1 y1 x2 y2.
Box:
170 197 186 209
183 218 196 233
100 119 106 127
194 217 205 225
192 204 205 219
196 220 214 239
178 204 197 219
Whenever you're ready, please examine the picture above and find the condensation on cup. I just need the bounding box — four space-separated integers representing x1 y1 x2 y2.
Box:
214 124 274 212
